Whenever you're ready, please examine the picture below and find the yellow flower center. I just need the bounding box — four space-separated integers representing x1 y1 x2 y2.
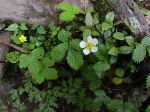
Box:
86 42 94 50
19 35 27 42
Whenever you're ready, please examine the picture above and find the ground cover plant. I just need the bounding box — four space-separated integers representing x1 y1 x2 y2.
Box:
0 1 150 112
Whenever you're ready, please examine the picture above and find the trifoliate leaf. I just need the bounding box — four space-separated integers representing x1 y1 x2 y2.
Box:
51 43 68 62
113 32 125 40
58 29 70 42
108 47 119 56
105 11 115 23
67 49 84 70
102 22 113 31
37 25 46 34
31 47 45 59
119 46 133 54
146 75 150 88
59 11 75 21
19 54 31 68
141 35 150 47
93 61 110 78
85 12 93 27
69 39 81 51
132 44 146 63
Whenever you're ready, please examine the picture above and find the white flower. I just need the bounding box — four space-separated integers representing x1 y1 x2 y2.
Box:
79 36 98 55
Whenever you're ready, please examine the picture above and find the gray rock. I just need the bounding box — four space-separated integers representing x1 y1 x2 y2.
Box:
0 0 57 24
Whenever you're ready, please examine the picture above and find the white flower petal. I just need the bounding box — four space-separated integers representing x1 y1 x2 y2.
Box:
91 47 98 53
87 36 93 42
93 38 98 45
83 49 90 55
80 41 86 48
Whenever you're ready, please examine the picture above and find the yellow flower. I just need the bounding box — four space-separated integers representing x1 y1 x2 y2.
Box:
19 35 27 42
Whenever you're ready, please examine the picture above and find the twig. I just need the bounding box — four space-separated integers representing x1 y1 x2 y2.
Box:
0 40 29 54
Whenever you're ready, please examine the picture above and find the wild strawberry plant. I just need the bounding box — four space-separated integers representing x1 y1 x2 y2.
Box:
2 2 150 112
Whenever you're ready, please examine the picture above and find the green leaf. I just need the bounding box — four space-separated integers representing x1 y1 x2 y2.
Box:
67 49 84 70
28 59 41 75
124 102 138 112
108 47 119 56
102 22 113 31
20 22 28 30
93 90 110 108
59 11 75 21
141 7 150 16
19 54 31 68
146 105 150 112
5 52 20 63
147 47 150 56
125 36 135 46
37 25 46 34
93 61 110 78
57 2 72 11
69 39 81 51
51 43 68 62
85 12 93 27
115 68 125 78
113 32 125 40
44 68 58 80
146 75 150 88
31 47 45 59
107 100 123 112
119 46 133 54
72 4 84 14
141 35 150 47
132 44 146 63
32 73 44 84
58 29 70 42
105 12 115 23
41 57 54 67
83 29 91 38
5 23 19 32
112 77 123 85
11 35 22 44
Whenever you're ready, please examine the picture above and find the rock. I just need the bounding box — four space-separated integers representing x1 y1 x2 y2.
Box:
0 0 92 24
0 32 11 79
63 0 92 8
0 0 58 24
